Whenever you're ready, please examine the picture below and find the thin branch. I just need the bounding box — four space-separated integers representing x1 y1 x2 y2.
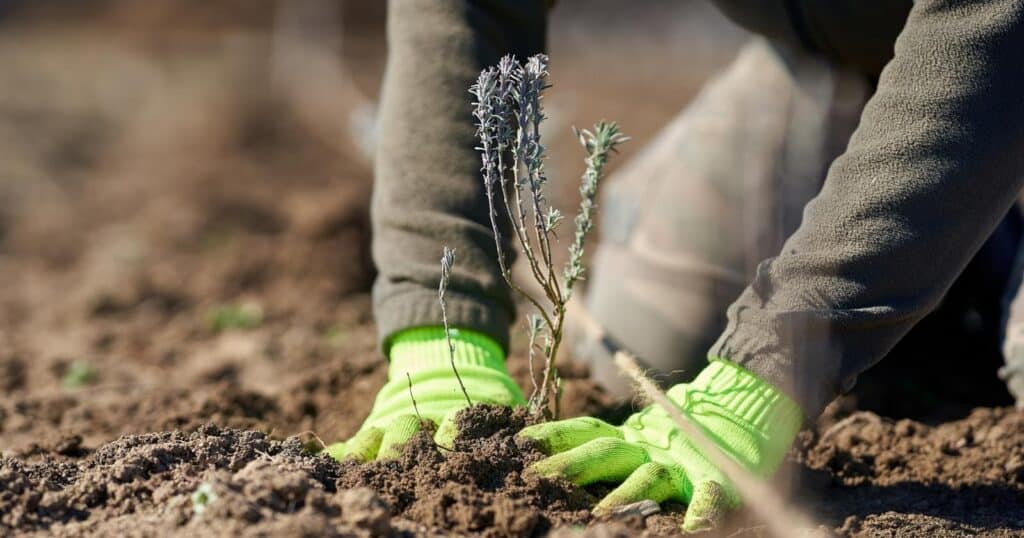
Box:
439 247 472 407
406 373 458 454
536 311 564 416
474 70 514 285
406 373 423 422
496 56 550 292
518 55 559 301
553 374 564 420
563 122 629 298
500 150 550 290
526 314 543 401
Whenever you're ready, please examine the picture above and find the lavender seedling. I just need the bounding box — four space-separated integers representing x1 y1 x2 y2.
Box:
470 54 628 418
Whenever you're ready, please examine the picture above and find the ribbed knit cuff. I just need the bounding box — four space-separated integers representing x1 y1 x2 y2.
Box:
677 359 803 436
375 287 513 356
389 326 506 379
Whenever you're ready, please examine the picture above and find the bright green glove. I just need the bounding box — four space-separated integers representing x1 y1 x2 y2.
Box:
326 326 525 462
518 360 801 532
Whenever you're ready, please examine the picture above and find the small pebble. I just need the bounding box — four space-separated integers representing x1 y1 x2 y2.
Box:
610 500 660 519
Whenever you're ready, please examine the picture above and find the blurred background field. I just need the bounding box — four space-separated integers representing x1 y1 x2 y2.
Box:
0 0 743 455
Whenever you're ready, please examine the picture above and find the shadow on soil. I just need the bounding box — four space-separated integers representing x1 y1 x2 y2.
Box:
808 482 1024 531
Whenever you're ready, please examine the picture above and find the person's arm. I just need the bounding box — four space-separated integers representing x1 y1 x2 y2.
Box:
523 4 1024 529
329 1 547 463
710 0 1024 418
372 0 548 354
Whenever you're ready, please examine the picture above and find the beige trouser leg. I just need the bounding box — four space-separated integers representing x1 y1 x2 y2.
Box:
578 39 870 397
1001 215 1024 408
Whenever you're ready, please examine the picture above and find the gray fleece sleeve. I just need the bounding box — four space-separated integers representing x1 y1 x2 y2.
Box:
372 0 547 353
710 0 1024 418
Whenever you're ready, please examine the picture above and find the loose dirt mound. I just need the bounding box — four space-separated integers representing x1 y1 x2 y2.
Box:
6 404 1024 536
0 408 680 537
2 425 392 537
336 405 593 537
795 407 1024 537
335 404 691 537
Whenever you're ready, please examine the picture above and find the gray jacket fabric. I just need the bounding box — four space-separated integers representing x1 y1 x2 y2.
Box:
712 0 913 75
709 0 1024 416
372 0 1024 417
372 0 546 353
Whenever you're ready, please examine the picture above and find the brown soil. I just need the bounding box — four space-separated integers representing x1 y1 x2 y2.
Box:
8 402 1023 537
335 405 594 537
2 425 396 537
2 2 1024 537
793 407 1024 537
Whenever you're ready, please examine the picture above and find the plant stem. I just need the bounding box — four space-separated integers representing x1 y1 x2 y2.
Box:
471 55 627 420
439 247 472 407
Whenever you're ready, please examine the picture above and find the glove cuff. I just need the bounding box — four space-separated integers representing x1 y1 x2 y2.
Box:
680 359 803 439
388 326 506 379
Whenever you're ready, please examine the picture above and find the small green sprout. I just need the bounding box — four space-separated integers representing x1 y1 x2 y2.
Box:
62 361 98 389
323 325 345 349
206 302 263 332
191 482 218 515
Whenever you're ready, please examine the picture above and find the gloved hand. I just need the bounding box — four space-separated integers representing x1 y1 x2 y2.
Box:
326 326 525 462
518 360 801 532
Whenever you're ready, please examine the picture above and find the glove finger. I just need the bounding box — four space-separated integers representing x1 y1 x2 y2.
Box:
518 416 622 455
434 407 461 449
323 442 347 461
327 426 384 463
530 437 648 486
378 415 426 460
593 462 689 517
681 480 729 533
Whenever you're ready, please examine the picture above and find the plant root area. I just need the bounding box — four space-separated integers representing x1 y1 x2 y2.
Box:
2 2 1024 537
